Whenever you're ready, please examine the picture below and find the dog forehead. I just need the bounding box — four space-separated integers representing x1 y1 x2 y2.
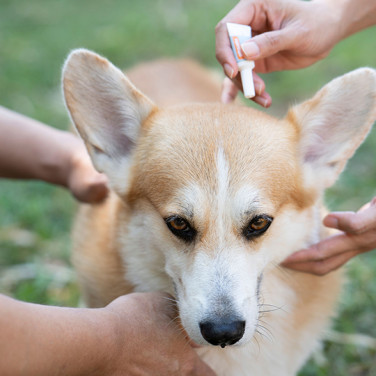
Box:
142 103 297 168
160 155 264 214
130 103 301 209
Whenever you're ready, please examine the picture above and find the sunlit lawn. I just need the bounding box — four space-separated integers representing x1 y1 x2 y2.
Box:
1 0 376 374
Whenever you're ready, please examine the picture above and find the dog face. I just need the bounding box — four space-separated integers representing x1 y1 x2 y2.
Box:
63 50 376 347
124 106 313 347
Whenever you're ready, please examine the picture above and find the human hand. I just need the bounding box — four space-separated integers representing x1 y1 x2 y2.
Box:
220 76 270 106
0 292 215 376
0 106 108 203
67 141 108 203
282 198 376 276
216 0 342 105
103 292 216 376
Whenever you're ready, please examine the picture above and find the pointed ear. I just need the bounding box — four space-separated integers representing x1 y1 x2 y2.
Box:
287 68 376 189
62 49 155 193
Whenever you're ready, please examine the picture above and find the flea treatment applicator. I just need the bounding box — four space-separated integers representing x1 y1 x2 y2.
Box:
227 23 255 98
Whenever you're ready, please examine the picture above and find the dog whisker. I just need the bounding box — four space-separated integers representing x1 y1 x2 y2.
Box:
256 323 274 343
252 332 262 356
258 302 286 314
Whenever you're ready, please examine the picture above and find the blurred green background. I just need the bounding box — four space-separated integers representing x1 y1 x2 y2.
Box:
0 0 375 374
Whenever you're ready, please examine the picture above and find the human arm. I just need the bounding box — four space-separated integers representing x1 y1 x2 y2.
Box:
0 292 215 376
282 198 376 275
0 106 108 203
215 0 376 104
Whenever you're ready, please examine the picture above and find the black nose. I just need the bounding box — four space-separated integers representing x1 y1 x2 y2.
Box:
199 319 246 347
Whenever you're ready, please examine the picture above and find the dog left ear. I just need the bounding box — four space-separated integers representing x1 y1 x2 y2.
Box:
63 49 155 193
288 68 376 189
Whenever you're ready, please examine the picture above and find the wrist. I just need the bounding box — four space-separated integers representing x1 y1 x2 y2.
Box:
83 307 122 376
46 131 83 189
97 295 150 376
315 0 376 40
30 127 82 189
311 0 348 44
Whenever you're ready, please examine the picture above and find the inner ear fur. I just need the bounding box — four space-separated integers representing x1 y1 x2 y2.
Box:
62 49 155 189
287 67 376 189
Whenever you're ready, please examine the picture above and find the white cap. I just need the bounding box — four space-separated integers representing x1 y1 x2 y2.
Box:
240 67 255 99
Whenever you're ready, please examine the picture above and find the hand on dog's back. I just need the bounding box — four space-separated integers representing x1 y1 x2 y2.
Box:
104 292 216 376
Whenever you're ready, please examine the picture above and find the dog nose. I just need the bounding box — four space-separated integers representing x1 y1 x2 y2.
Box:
199 319 246 347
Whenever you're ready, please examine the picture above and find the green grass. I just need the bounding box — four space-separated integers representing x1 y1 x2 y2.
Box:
1 0 376 374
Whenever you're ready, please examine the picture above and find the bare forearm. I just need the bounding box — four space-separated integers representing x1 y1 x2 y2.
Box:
319 0 376 40
0 106 79 187
0 294 114 376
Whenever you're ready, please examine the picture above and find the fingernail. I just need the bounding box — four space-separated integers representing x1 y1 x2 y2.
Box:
221 92 232 104
254 82 263 96
259 97 269 108
324 216 339 228
223 63 235 79
280 258 291 265
283 253 298 263
241 42 260 58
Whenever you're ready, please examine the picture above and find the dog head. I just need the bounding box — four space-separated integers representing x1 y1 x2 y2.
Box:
63 49 376 347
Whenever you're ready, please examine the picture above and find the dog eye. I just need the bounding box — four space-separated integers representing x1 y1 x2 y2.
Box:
250 216 270 230
243 215 273 240
165 216 196 242
169 217 188 231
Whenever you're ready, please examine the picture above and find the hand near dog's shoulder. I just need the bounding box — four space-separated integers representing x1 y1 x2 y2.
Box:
282 198 376 276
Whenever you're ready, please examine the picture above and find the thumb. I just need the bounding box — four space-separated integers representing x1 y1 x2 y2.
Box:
241 29 294 61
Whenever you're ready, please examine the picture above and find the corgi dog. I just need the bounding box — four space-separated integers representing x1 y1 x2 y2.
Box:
63 49 376 376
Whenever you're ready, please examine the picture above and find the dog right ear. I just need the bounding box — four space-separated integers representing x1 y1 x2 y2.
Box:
287 67 376 190
63 49 155 193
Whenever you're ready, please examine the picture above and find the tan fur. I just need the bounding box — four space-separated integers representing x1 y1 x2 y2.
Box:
64 52 376 375
72 195 134 307
126 59 222 105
